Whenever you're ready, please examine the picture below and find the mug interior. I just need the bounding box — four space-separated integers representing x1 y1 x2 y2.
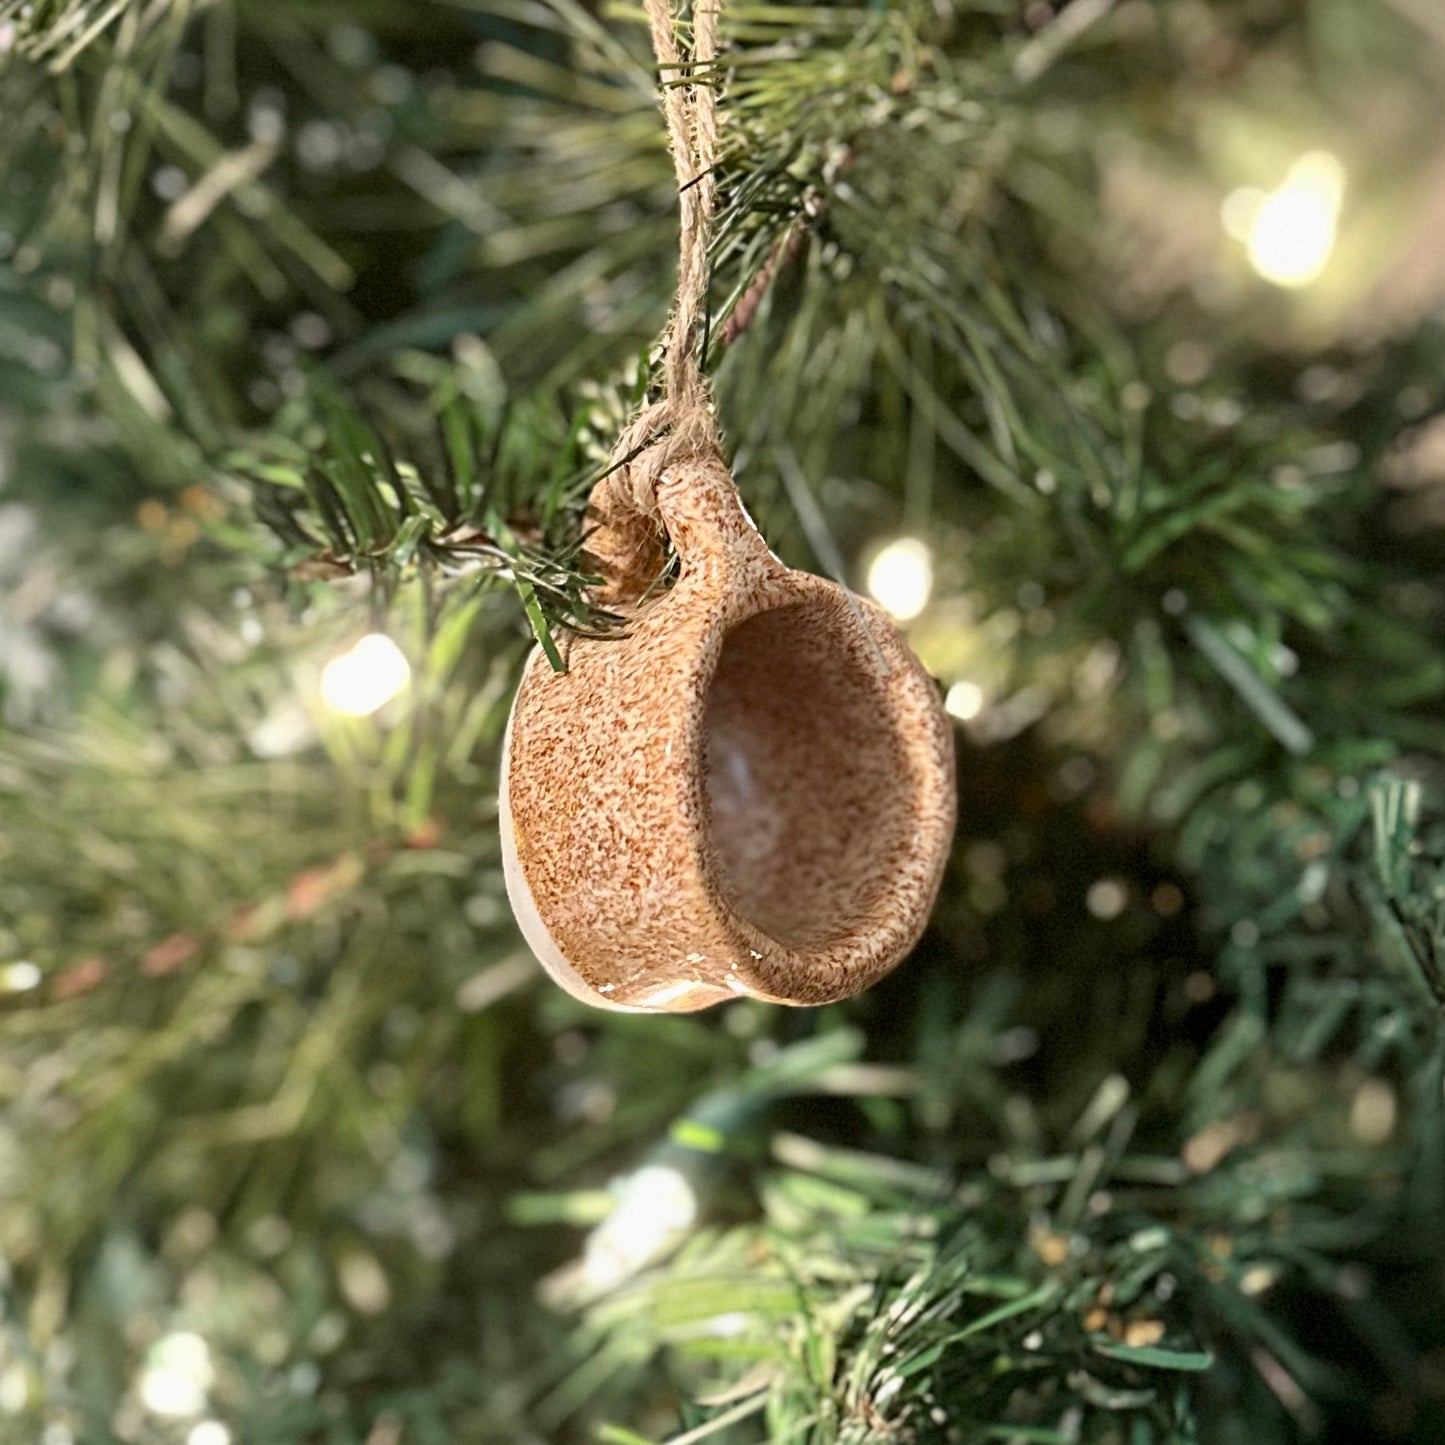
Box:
702 600 927 951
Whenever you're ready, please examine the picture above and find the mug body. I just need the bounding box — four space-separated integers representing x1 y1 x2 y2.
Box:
500 557 956 1011
501 561 747 1011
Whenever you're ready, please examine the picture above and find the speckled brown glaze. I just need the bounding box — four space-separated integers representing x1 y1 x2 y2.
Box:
500 451 956 1012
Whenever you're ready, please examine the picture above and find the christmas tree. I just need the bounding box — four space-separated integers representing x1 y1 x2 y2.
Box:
3 0 1444 1441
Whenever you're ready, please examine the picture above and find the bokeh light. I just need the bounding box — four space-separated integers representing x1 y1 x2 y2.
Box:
1223 151 1345 289
138 1333 213 1418
1 961 40 992
583 1164 698 1292
319 633 411 717
866 538 934 621
944 680 985 721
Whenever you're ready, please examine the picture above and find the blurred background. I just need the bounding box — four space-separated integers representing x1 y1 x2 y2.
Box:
2 0 1445 1440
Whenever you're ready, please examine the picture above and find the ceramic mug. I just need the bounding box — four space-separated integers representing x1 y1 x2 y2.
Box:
500 451 956 1012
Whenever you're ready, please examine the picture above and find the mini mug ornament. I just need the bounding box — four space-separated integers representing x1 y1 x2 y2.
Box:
498 0 956 1012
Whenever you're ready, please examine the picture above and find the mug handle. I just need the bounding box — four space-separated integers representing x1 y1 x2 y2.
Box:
585 446 778 606
655 452 779 581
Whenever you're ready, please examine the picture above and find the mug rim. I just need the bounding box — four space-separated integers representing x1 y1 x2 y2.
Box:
685 572 956 1007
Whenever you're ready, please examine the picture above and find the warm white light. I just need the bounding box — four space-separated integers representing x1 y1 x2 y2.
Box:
0 1364 27 1413
945 681 985 721
1226 152 1345 289
1086 878 1129 921
583 1164 698 1291
188 1424 232 1445
1 962 40 992
866 538 933 621
1219 186 1266 242
338 1251 391 1315
139 1333 213 1418
319 634 410 717
1349 1078 1397 1145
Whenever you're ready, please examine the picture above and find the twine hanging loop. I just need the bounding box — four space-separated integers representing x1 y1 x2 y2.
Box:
586 0 724 604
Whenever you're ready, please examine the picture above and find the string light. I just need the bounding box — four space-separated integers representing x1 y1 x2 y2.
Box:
944 680 985 721
0 1365 27 1413
319 634 411 717
582 1164 698 1292
138 1333 213 1418
1222 151 1345 289
188 1424 232 1445
866 538 934 621
1 961 40 992
1349 1078 1397 1144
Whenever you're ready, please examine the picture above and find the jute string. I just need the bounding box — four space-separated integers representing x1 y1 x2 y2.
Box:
586 0 724 604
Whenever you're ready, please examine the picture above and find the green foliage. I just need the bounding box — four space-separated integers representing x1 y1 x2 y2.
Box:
226 369 637 663
3 0 1445 1441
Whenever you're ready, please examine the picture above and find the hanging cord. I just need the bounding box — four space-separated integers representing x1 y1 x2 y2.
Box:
586 0 724 604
